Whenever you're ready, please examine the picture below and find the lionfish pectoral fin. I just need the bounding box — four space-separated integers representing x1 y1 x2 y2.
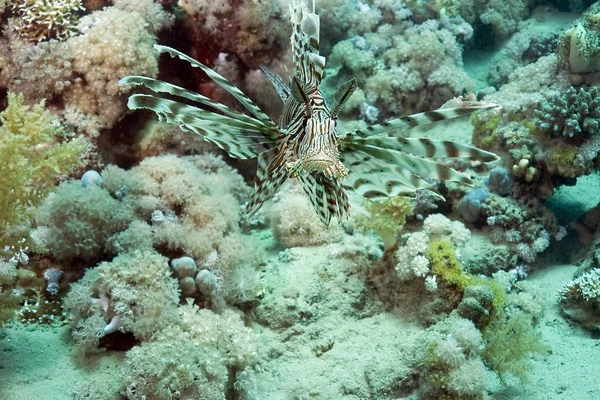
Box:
151 45 278 130
120 46 284 160
346 136 498 162
127 94 277 159
338 100 500 202
342 102 501 140
297 173 349 226
339 143 473 202
244 152 291 217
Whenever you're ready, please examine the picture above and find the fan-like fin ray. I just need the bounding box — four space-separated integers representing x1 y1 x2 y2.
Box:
353 145 473 184
120 76 280 138
153 44 278 130
297 173 349 225
127 94 275 159
290 0 323 85
245 151 291 216
340 149 443 201
342 103 499 141
348 136 498 161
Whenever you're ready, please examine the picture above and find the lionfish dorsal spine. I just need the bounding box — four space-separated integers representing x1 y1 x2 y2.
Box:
290 0 322 86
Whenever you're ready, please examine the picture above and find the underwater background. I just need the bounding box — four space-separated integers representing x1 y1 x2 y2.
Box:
1 0 600 399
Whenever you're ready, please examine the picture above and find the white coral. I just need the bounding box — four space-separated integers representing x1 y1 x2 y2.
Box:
558 268 600 303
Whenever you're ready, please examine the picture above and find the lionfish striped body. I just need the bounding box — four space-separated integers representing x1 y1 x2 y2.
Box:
120 0 499 225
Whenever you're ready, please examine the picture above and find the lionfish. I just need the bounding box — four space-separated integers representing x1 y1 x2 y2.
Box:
119 0 499 225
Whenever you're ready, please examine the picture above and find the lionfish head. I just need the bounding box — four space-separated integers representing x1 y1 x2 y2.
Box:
289 76 358 179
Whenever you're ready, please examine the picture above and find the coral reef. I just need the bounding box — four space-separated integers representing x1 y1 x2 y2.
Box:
33 154 252 263
558 268 600 330
558 4 600 74
322 2 473 119
0 0 594 398
421 315 486 399
63 249 180 346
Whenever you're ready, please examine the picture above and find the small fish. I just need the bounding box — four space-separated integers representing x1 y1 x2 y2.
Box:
120 0 499 225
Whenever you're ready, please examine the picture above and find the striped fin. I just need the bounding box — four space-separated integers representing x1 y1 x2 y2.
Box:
339 145 473 201
120 75 280 139
127 94 275 159
297 173 349 225
346 137 498 161
260 66 290 102
342 102 499 141
153 45 278 130
351 145 474 183
245 151 291 216
290 0 323 85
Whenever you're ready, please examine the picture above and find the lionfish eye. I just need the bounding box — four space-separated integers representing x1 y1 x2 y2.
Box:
331 77 357 120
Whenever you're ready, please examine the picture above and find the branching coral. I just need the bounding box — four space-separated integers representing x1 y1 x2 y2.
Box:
9 0 85 42
535 86 600 138
558 268 600 304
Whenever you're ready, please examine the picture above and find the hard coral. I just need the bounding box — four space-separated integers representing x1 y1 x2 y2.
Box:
535 86 600 138
9 0 85 42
